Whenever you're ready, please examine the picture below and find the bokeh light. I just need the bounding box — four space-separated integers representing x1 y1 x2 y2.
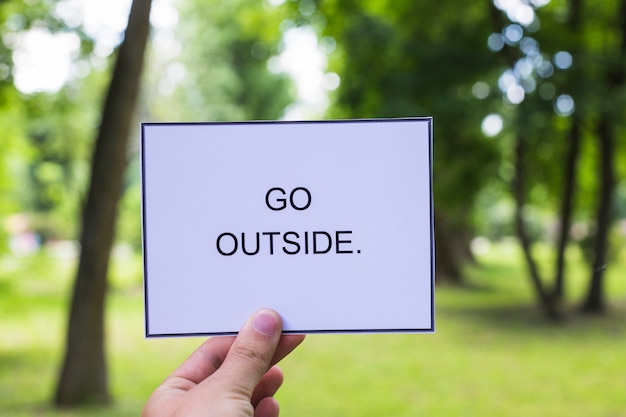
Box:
555 94 575 116
553 51 573 69
482 113 504 136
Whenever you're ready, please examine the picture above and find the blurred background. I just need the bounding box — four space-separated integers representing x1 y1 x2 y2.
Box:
1 0 625 415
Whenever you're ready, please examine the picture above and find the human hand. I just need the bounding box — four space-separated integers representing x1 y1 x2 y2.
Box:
142 309 305 417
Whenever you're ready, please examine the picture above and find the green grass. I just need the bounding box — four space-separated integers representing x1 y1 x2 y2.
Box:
1 241 625 416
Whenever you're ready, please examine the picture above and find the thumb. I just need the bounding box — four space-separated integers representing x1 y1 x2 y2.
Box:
212 309 282 398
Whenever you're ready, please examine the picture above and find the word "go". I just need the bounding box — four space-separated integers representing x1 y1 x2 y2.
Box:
265 187 311 211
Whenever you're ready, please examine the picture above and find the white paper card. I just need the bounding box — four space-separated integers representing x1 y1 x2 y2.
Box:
141 118 434 336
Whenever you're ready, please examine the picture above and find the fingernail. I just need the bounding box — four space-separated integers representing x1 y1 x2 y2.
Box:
252 309 280 336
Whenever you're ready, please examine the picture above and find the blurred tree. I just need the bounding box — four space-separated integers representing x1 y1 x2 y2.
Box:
0 0 98 249
1 3 121 261
286 0 501 283
54 0 295 406
116 0 294 250
0 0 295 405
17 88 104 240
579 0 626 313
145 0 293 122
0 2 25 237
488 2 563 319
489 0 626 315
54 0 153 405
548 0 584 304
0 89 29 252
287 0 625 316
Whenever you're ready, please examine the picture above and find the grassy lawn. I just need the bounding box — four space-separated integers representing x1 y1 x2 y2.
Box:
1 241 625 416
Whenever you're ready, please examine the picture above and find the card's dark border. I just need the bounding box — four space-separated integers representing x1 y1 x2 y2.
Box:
141 117 435 338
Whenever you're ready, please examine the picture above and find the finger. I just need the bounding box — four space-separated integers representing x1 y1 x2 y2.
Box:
211 309 282 398
167 336 235 387
251 366 283 407
270 334 306 366
254 397 280 417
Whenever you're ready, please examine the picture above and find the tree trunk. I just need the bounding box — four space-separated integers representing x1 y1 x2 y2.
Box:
54 0 152 406
581 115 616 314
552 113 581 301
489 3 557 319
434 211 465 284
552 0 584 301
580 0 625 314
512 134 559 320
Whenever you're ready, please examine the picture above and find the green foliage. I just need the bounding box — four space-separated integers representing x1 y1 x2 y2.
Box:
0 91 31 208
0 0 295 256
116 0 297 253
146 0 294 122
0 0 105 250
292 0 626 247
1 84 106 241
116 161 142 251
289 1 502 223
489 0 626 222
